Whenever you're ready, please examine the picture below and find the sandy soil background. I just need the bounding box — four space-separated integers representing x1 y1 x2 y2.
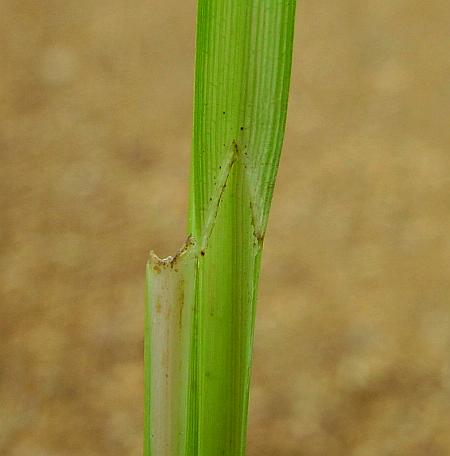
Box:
1 1 450 455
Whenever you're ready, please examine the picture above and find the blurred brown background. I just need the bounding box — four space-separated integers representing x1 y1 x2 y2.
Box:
1 0 449 455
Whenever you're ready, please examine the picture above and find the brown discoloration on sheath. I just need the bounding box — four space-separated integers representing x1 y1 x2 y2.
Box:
233 140 266 243
178 280 184 332
249 200 265 245
149 235 195 267
232 139 239 155
155 299 162 314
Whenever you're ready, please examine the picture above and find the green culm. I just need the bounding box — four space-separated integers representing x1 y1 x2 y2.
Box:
144 1 297 455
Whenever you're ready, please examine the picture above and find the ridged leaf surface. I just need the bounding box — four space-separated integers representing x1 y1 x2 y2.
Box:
145 1 296 455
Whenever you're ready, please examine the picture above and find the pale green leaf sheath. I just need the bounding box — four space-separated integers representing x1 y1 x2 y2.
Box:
145 1 296 455
144 240 196 456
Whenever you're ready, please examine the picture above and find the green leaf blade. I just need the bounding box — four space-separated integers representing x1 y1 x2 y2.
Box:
187 2 297 455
